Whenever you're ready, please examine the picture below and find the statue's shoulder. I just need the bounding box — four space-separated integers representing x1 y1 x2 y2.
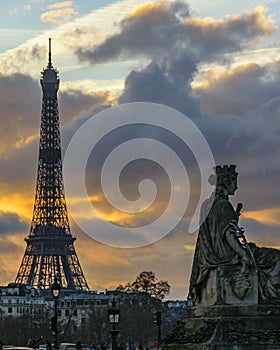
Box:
212 195 232 210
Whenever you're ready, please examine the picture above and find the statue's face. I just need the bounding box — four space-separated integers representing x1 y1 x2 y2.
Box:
226 176 238 195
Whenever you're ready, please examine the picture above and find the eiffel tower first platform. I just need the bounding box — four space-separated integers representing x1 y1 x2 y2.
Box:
15 39 89 292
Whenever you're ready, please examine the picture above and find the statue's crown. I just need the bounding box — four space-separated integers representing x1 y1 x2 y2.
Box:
215 165 238 178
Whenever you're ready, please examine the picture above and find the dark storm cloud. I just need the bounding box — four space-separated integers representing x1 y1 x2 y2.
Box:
239 217 280 247
59 89 112 126
0 211 28 235
0 211 27 282
0 71 111 152
0 73 41 151
197 63 280 117
194 103 280 213
61 0 280 239
0 72 111 193
76 2 188 63
74 2 273 116
118 59 202 116
194 59 280 199
75 3 273 64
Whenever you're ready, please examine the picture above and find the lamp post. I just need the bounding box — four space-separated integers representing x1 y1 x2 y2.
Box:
0 289 2 321
108 298 120 350
51 277 61 350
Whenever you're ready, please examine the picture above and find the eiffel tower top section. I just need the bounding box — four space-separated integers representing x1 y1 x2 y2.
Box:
41 38 59 97
15 39 89 291
31 38 69 235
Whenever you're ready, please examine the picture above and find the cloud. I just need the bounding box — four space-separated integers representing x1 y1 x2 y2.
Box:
0 71 112 152
9 8 19 16
70 220 193 297
0 44 46 76
40 2 78 25
0 73 41 152
118 58 201 116
73 2 274 117
1 0 280 298
0 71 113 220
48 1 74 10
196 62 280 117
0 0 153 79
75 1 190 64
0 211 28 235
0 211 29 283
59 89 113 125
239 217 280 248
193 58 280 190
24 4 31 11
76 3 273 64
243 208 280 227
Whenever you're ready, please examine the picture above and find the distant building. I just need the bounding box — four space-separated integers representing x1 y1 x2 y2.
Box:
0 283 45 320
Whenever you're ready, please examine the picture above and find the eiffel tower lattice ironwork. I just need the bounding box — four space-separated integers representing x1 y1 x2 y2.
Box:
15 39 89 291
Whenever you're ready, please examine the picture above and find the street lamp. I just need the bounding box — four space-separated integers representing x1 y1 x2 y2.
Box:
51 277 61 350
108 298 120 350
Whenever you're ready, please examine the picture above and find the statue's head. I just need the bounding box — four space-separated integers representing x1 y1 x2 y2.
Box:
209 165 238 195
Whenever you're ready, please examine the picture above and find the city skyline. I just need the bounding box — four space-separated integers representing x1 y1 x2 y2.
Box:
0 0 280 300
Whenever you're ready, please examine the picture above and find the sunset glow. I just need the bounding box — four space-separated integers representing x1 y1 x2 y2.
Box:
0 0 279 299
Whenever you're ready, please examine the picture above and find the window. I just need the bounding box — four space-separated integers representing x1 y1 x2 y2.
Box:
8 307 12 313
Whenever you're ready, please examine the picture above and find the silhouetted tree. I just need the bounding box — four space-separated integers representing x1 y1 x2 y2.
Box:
116 271 170 300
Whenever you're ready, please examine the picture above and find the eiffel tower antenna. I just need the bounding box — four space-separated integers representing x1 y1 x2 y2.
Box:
48 37 52 67
15 39 90 292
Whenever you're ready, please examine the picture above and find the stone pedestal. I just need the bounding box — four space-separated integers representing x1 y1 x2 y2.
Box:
199 265 258 306
160 305 280 350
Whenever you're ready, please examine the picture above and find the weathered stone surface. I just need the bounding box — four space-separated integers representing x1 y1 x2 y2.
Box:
198 266 258 306
160 305 280 350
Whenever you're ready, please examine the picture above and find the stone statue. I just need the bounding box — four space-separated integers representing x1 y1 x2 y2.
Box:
189 165 280 305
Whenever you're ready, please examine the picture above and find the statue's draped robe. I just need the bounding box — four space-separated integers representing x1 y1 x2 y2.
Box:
189 192 240 302
190 192 280 304
250 244 280 303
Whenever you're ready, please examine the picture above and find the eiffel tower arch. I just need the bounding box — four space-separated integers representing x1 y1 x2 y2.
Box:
15 39 89 292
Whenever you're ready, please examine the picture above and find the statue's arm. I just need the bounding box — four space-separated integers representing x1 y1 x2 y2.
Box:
225 229 251 267
220 200 249 263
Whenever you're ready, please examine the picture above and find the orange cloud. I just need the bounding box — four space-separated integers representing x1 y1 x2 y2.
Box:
0 194 33 219
226 5 273 35
187 5 273 37
48 1 74 10
243 208 280 226
77 237 130 267
186 16 225 29
126 2 168 20
193 62 259 89
40 1 77 24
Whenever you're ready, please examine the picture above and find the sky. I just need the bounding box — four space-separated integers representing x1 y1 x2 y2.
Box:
0 0 280 300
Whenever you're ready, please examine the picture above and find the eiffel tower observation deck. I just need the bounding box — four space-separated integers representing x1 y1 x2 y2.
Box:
15 39 89 292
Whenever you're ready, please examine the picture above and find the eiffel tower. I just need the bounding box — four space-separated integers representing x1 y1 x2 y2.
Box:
15 39 89 292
